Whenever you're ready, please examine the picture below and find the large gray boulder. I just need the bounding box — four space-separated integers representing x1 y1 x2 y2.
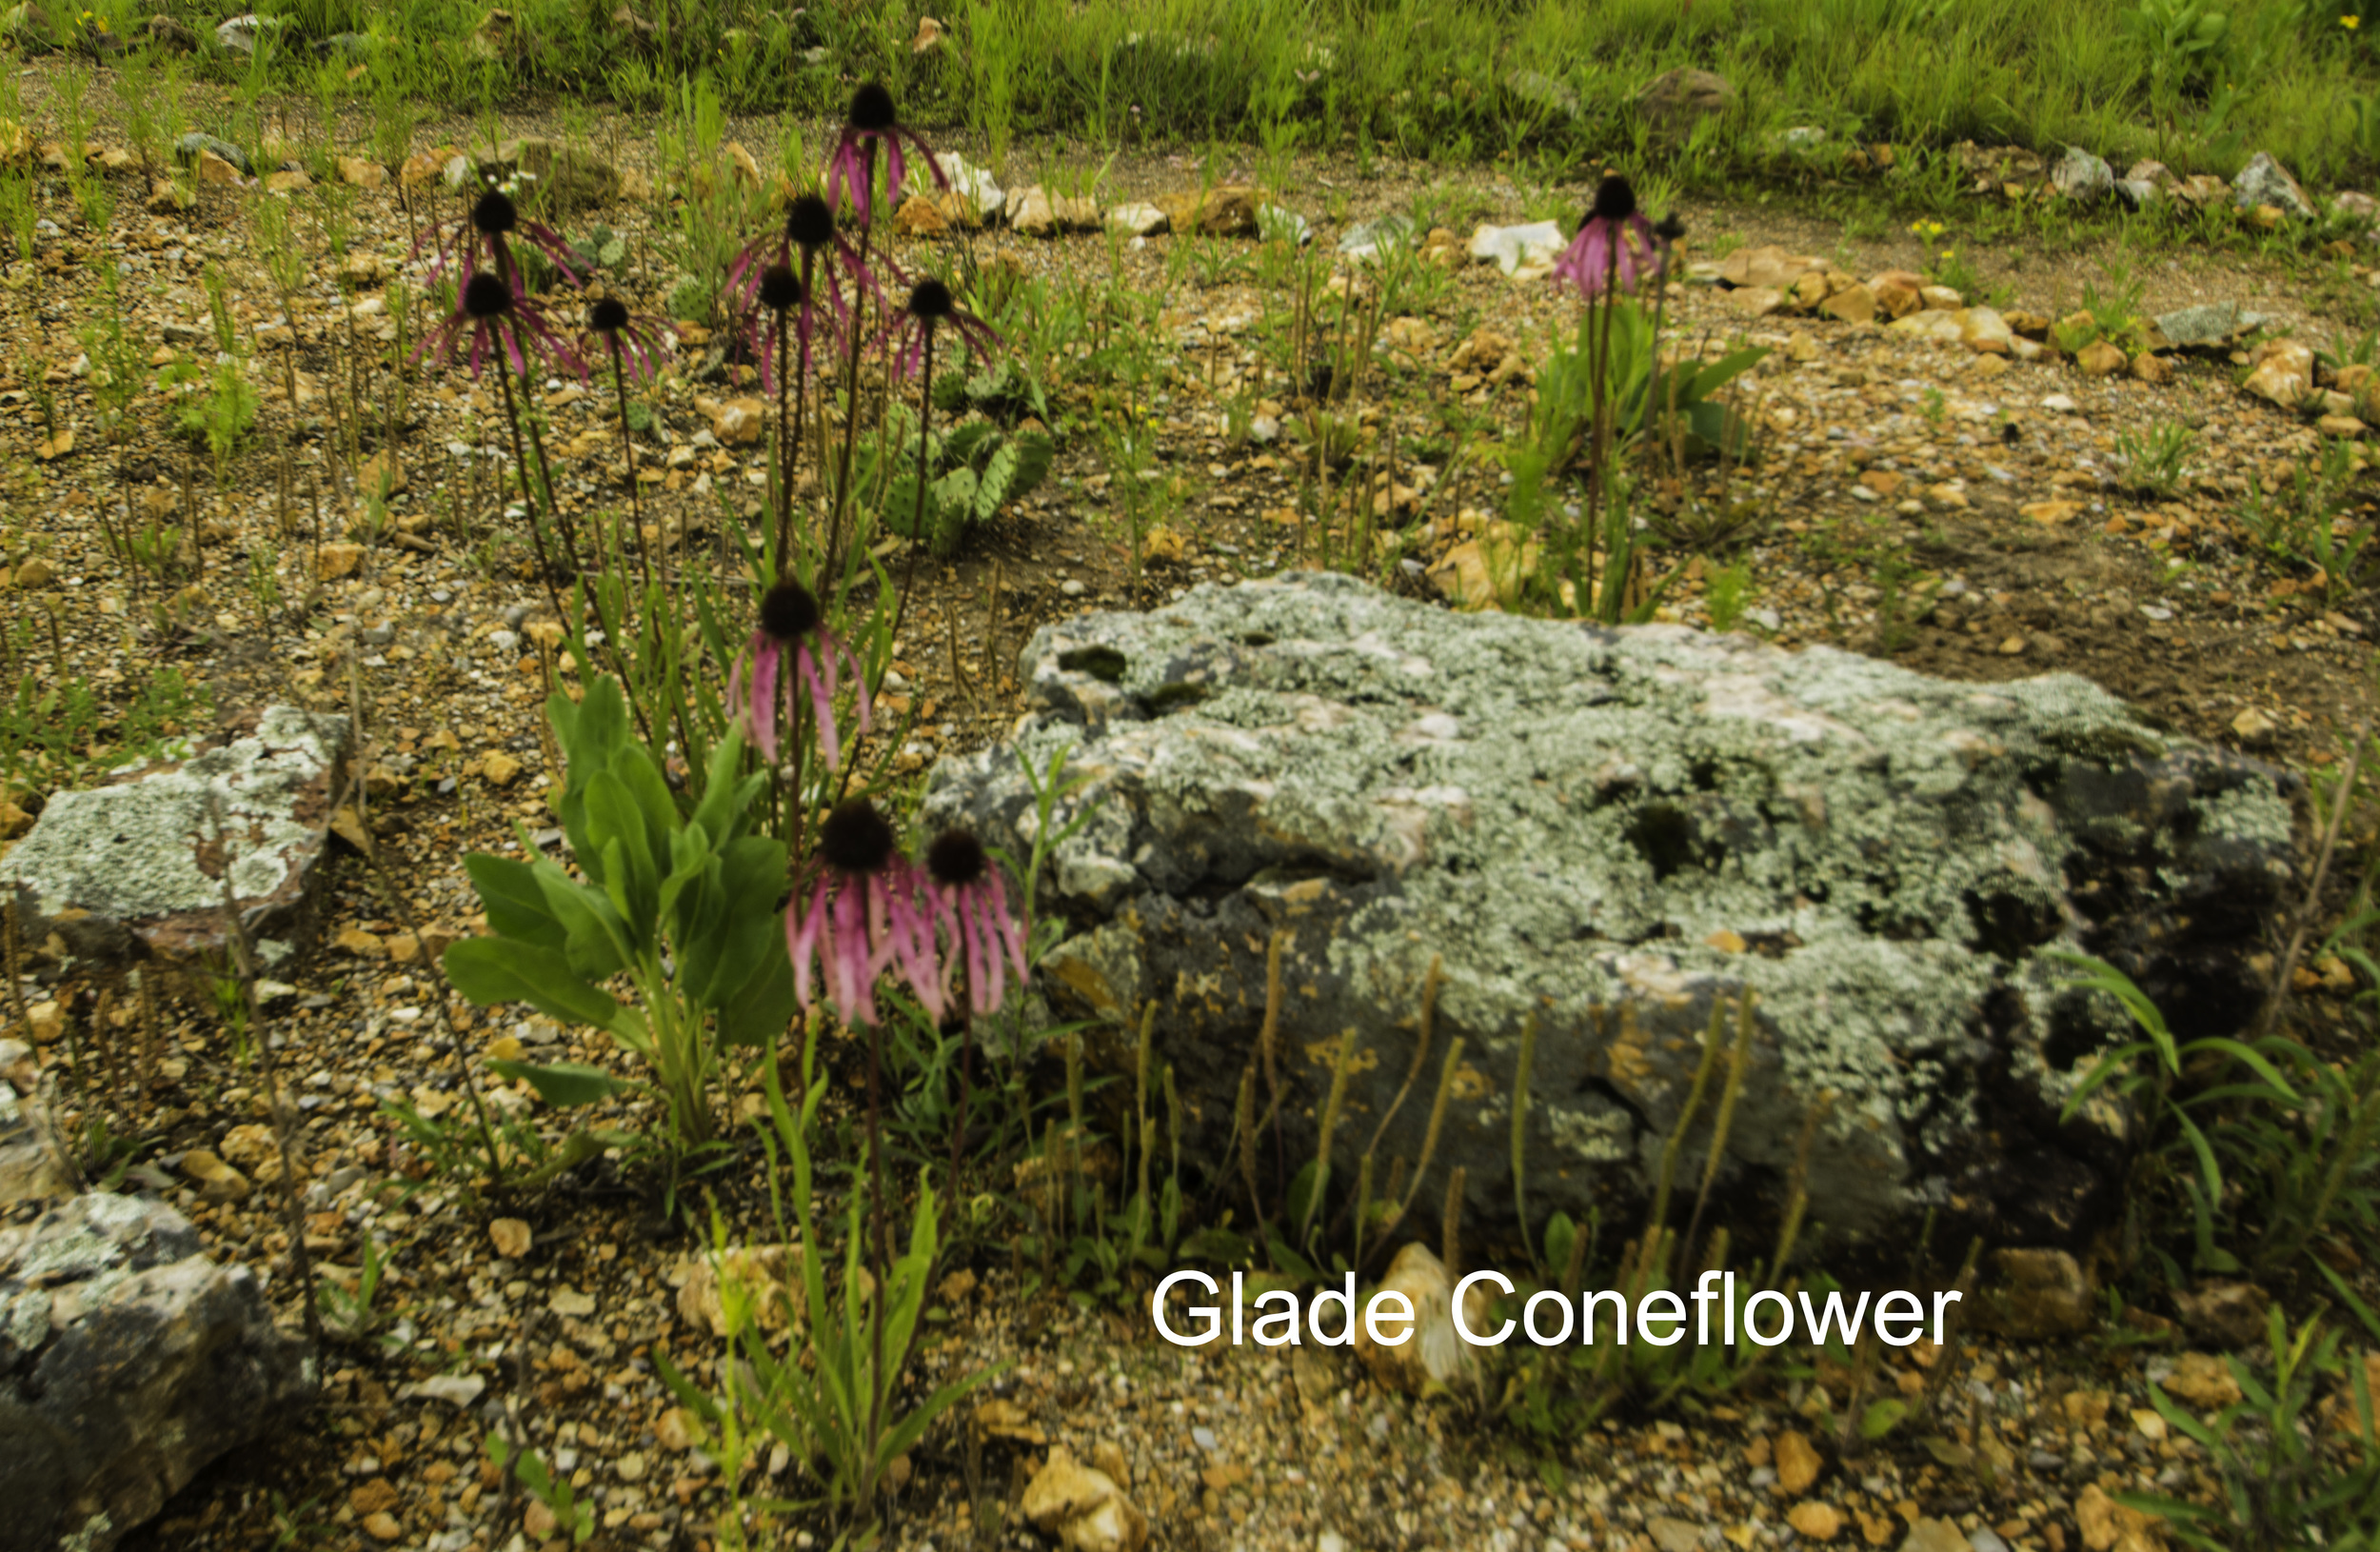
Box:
923 574 2299 1263
1 1192 316 1551
0 706 350 973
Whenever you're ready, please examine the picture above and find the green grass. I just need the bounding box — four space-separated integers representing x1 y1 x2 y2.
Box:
24 0 2380 196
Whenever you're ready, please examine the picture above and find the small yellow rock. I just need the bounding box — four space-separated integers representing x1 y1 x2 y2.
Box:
1774 1429 1822 1495
181 1148 253 1203
489 1217 533 1258
1786 1502 1841 1542
361 1509 402 1542
1142 526 1186 566
482 751 524 787
318 542 365 581
334 925 387 958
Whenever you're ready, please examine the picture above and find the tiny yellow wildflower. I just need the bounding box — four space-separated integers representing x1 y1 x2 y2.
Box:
2345 12 2361 27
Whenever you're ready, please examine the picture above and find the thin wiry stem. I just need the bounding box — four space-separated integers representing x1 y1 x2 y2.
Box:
605 334 649 592
493 363 573 631
824 146 880 586
771 305 793 574
883 321 937 687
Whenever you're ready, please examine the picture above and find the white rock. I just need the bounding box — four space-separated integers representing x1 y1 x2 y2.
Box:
2243 339 2316 408
1104 202 1167 237
1466 221 1566 276
1021 1446 1148 1552
933 151 1004 221
1350 1243 1485 1397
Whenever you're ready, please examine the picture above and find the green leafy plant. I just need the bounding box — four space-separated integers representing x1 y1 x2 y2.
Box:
441 676 795 1147
882 416 1056 557
2128 0 2233 93
2123 1305 2380 1552
2053 952 2328 1278
565 224 629 272
1705 562 1753 632
656 1033 1003 1541
2117 420 2196 499
486 1434 595 1546
318 1235 396 1344
163 356 261 481
2236 440 2374 604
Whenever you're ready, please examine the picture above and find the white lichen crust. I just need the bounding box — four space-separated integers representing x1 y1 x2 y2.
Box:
927 573 2298 1257
0 706 350 965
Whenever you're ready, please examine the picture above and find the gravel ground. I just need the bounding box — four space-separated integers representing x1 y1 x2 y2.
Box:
3 75 2378 1552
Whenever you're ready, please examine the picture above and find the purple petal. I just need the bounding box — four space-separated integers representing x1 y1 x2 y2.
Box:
787 888 827 1012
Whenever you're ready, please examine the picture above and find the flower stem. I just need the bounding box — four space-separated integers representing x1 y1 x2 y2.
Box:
1585 234 1623 616
884 323 937 673
944 952 975 1242
607 336 650 594
825 146 879 585
493 362 573 630
770 305 793 575
784 246 818 567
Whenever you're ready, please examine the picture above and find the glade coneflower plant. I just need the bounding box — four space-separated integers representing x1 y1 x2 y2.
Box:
1545 174 1684 622
420 183 581 291
728 192 871 571
922 823 1029 1215
824 82 948 229
883 275 1002 647
730 575 872 778
414 268 586 602
816 83 954 581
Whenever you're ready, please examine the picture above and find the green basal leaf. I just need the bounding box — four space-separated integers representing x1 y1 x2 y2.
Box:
443 937 620 1029
488 1059 634 1107
464 852 568 951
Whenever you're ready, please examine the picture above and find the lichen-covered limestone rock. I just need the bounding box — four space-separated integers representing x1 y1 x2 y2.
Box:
924 573 2297 1261
0 1191 316 1551
0 706 350 970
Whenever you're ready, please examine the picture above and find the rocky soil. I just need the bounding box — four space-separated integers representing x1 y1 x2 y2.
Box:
1 70 2377 1552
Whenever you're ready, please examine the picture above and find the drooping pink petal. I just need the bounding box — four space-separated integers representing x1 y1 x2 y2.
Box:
799 650 842 773
786 886 828 1013
743 635 783 762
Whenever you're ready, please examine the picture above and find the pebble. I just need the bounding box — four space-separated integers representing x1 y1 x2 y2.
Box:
1061 579 1087 597
1647 1517 1702 1552
1190 1425 1218 1451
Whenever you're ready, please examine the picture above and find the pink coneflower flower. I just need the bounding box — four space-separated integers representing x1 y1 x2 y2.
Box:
421 187 584 292
881 277 1001 382
1551 174 1660 299
415 269 585 380
728 578 871 771
786 798 936 1028
725 191 885 339
824 82 947 227
578 295 677 384
922 828 1028 1022
728 263 813 394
